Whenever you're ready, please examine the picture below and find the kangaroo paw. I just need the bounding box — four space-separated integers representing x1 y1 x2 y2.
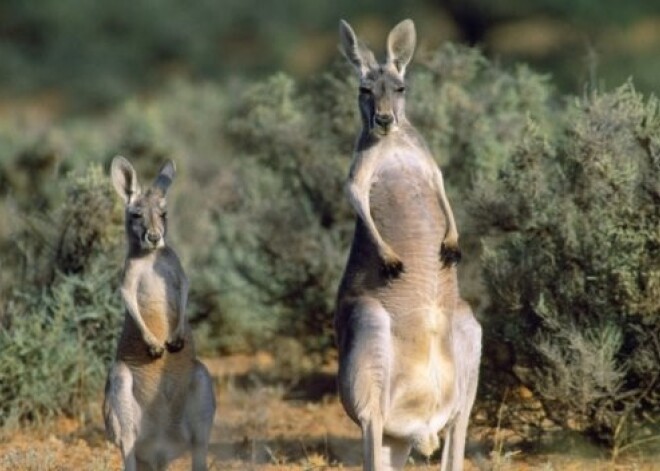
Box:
165 337 185 353
147 343 165 358
380 254 405 279
440 242 462 267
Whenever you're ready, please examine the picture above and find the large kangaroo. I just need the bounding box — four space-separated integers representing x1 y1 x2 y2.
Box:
104 156 215 471
335 19 482 471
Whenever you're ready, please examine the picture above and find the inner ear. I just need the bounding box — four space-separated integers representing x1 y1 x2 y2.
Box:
386 19 416 76
339 19 377 77
111 156 140 204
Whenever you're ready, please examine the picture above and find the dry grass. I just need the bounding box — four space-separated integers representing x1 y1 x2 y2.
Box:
0 355 658 471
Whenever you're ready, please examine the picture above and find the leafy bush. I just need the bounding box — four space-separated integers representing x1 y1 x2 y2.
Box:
0 44 554 396
0 166 123 425
1 41 658 454
473 83 660 448
413 44 555 189
201 72 353 354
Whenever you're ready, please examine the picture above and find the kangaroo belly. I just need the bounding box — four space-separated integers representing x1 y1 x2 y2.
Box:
384 301 457 436
130 358 193 403
116 315 196 401
336 298 457 436
370 165 453 312
133 376 193 467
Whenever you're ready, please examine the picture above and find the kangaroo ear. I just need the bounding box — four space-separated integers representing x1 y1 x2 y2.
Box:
386 19 416 77
111 156 140 204
153 160 176 196
339 19 377 77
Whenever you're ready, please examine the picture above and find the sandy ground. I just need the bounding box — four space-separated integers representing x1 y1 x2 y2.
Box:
0 355 658 471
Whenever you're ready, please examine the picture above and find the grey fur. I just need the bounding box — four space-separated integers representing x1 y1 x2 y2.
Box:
335 20 482 471
104 156 215 471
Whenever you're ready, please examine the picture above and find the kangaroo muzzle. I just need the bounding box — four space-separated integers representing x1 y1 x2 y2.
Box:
374 113 394 134
144 230 163 248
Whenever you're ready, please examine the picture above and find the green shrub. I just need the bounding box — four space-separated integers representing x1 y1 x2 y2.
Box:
473 83 660 449
2 41 657 453
0 166 123 425
0 45 554 359
0 264 121 425
202 72 353 353
414 44 554 180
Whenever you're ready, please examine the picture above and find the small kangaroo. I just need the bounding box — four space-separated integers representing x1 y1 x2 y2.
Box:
104 156 215 471
335 19 482 471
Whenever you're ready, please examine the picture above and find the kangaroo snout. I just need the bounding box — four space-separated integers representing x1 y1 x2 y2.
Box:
374 113 394 134
375 113 394 131
145 230 162 245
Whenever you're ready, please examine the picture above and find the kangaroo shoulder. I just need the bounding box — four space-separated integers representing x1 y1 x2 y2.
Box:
122 256 149 288
155 247 187 285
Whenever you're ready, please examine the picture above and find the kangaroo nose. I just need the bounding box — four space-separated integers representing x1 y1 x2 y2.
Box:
375 114 394 127
146 232 161 244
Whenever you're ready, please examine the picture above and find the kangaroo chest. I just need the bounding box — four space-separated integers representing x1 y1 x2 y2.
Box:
370 152 445 262
116 259 193 372
136 274 177 340
126 259 180 341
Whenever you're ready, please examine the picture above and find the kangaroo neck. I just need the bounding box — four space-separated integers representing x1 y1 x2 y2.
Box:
355 122 420 155
126 242 166 260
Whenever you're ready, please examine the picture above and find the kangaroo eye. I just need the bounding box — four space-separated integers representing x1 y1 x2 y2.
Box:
359 86 372 95
161 211 168 219
395 86 406 93
129 212 142 220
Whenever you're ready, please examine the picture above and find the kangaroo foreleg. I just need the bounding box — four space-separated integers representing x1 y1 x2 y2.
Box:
187 360 215 471
104 362 139 471
166 275 188 353
346 166 404 277
433 167 460 266
120 286 164 358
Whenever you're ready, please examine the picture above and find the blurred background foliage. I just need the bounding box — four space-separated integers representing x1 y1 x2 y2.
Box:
0 0 658 457
0 0 659 112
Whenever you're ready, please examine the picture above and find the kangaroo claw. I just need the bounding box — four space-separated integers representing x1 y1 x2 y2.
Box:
440 242 462 267
166 337 185 353
380 254 405 279
147 343 165 358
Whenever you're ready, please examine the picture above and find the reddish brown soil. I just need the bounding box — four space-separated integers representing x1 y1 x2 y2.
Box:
0 355 657 470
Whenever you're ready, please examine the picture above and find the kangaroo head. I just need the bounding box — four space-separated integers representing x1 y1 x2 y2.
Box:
111 156 175 252
339 19 416 137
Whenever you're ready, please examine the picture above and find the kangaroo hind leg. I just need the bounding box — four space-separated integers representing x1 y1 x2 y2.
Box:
382 435 411 471
337 298 392 471
104 362 140 471
442 302 482 471
186 360 216 471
